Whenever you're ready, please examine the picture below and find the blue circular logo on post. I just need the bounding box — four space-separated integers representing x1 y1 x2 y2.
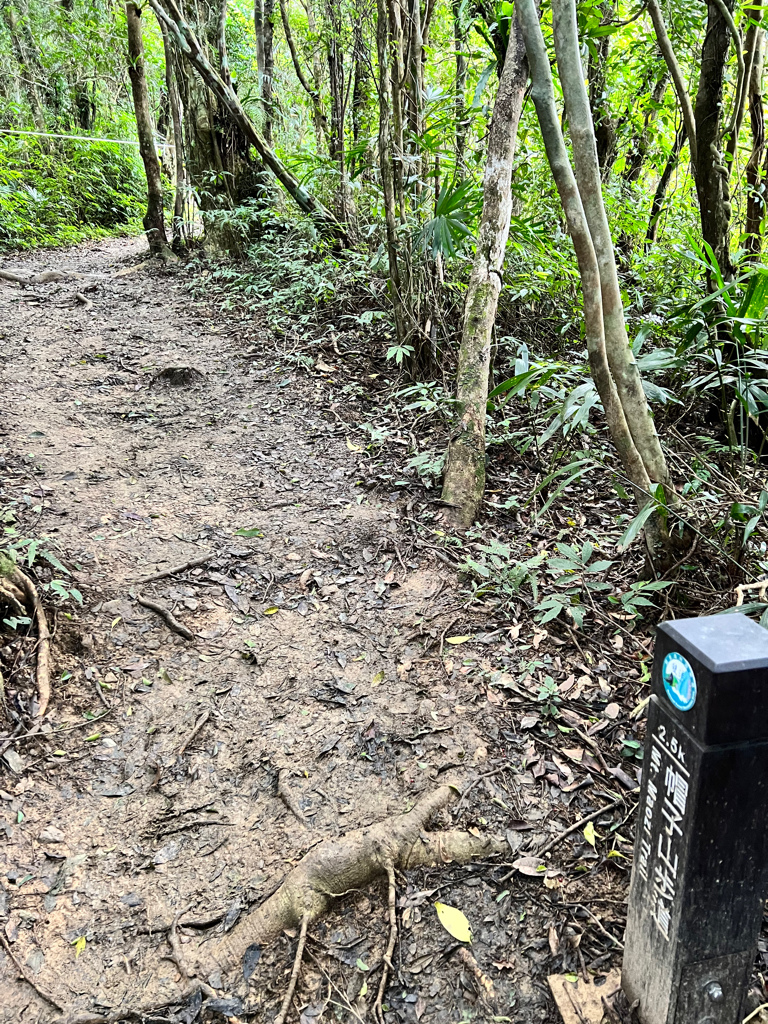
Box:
663 652 697 711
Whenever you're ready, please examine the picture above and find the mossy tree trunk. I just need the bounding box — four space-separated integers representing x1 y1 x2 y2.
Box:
440 9 528 527
126 1 170 257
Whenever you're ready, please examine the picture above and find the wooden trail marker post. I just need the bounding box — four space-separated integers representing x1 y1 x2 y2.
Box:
622 614 768 1023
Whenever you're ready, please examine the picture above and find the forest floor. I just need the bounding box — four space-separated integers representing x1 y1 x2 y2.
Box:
0 236 677 1024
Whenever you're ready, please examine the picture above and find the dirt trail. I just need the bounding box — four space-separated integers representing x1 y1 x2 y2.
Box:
0 238 625 1024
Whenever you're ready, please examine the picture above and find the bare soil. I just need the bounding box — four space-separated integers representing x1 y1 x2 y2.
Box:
0 238 635 1024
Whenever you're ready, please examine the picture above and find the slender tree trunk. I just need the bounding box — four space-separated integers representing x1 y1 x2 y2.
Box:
161 20 187 247
254 0 266 86
279 0 328 145
126 1 170 257
745 25 766 257
587 16 615 179
452 0 468 174
616 71 669 261
645 126 686 249
388 0 406 217
551 0 671 494
376 0 407 348
646 0 698 170
440 10 528 527
261 0 275 144
327 4 345 168
518 0 651 513
694 0 736 281
622 71 669 185
150 0 345 239
351 13 367 170
406 0 425 188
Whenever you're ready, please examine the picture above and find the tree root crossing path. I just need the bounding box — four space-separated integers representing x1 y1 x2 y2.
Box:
0 238 628 1024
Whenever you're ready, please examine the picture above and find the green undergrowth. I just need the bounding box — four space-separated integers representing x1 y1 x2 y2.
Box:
0 133 145 250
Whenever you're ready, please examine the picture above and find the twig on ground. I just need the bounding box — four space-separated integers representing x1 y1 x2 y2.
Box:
535 791 637 858
136 592 195 640
75 291 93 310
375 863 398 1024
573 903 624 950
177 710 210 755
274 912 310 1024
137 553 212 585
278 768 309 827
0 932 63 1011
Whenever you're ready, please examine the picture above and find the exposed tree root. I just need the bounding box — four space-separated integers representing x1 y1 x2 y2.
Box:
0 556 52 717
274 912 310 1024
0 268 97 286
375 861 398 1024
54 784 506 1023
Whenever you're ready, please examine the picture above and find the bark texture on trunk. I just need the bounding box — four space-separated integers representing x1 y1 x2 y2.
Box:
126 1 170 256
518 0 650 509
645 126 685 248
440 10 528 527
694 0 735 280
551 0 670 492
261 0 275 144
587 22 615 178
452 0 468 173
160 20 188 248
646 0 698 170
376 0 407 347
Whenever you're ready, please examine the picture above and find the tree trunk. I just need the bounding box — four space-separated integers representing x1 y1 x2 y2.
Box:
388 0 406 217
262 0 275 144
254 0 266 89
518 0 651 509
279 0 328 146
587 17 615 179
622 70 669 185
440 10 528 527
694 0 736 281
452 0 468 174
744 24 766 257
645 126 686 249
160 20 188 248
551 0 671 494
126 1 170 257
150 0 345 240
376 0 408 349
327 0 350 220
405 0 425 188
351 13 367 171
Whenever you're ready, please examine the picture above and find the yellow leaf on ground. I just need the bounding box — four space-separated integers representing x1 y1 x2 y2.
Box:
583 821 596 848
445 635 471 645
263 606 279 615
435 901 472 943
73 936 86 957
346 437 364 452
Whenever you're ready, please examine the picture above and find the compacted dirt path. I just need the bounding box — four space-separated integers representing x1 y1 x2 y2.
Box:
0 238 628 1024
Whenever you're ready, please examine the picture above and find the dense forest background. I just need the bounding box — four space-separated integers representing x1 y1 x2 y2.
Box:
3 0 768 609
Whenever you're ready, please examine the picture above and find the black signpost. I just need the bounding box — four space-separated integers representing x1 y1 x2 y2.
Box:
622 613 768 1023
